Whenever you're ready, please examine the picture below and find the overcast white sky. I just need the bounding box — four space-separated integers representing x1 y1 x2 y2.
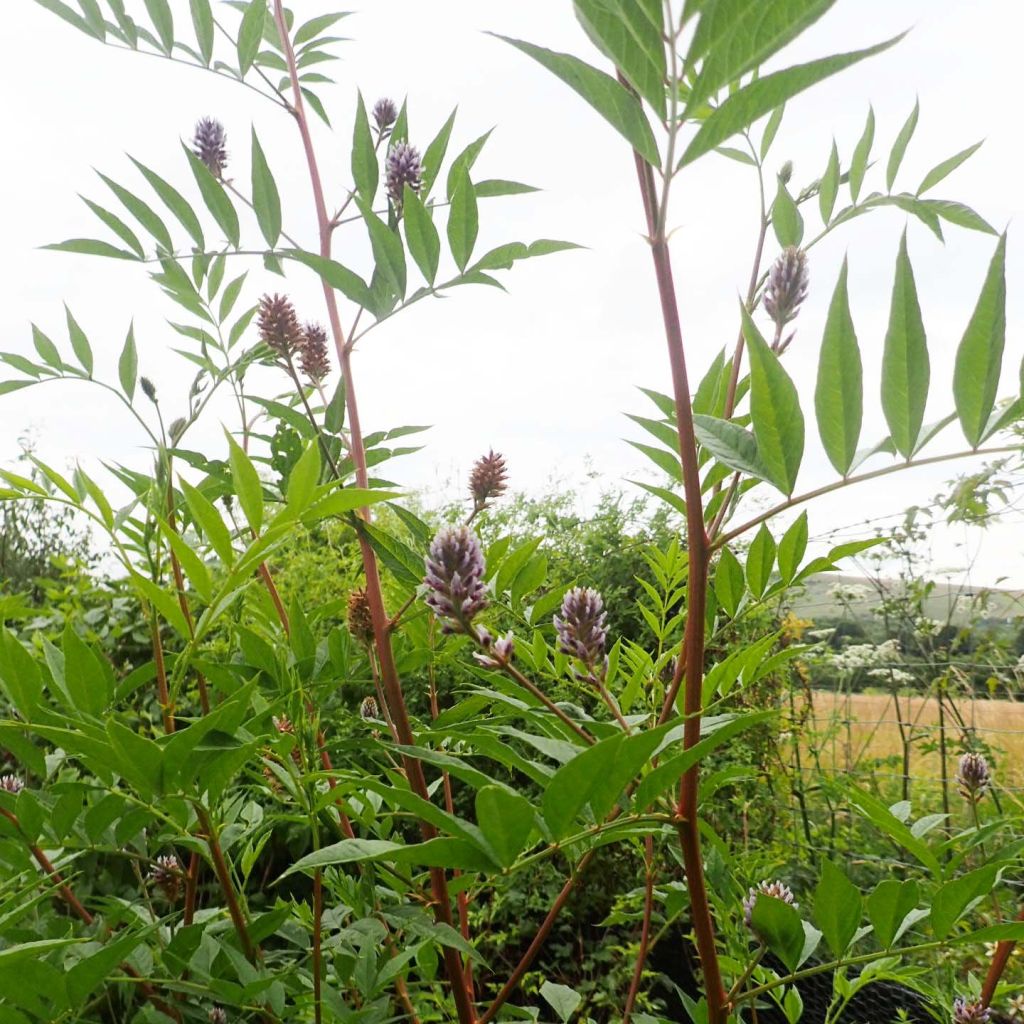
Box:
3 1 1024 590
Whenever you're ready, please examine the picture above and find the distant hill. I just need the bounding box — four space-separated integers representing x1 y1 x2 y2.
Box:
787 574 1024 626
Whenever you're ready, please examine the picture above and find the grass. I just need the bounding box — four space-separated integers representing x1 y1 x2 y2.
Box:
797 690 1024 794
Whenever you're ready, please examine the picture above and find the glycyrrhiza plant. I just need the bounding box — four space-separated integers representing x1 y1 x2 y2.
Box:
1 2 1023 1024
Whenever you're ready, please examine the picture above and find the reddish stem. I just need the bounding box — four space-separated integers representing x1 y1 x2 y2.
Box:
622 836 655 1024
149 614 175 734
981 908 1024 1005
272 6 475 1023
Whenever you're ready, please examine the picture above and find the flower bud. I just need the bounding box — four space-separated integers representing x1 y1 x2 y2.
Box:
373 97 398 135
300 322 331 383
193 117 228 179
423 526 488 632
470 450 508 512
360 696 379 721
953 999 991 1024
763 246 809 334
258 294 304 361
956 752 991 800
743 879 797 930
474 631 515 668
0 774 24 794
385 140 423 210
169 417 187 444
140 376 158 403
778 160 793 185
149 853 182 902
554 587 607 668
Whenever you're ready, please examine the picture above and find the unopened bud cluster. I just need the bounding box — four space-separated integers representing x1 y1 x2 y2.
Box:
554 587 608 671
953 998 991 1024
764 246 809 348
470 451 508 513
149 854 182 902
956 752 991 801
257 295 331 383
0 774 24 795
193 118 228 179
423 526 488 632
474 627 515 668
386 140 423 211
373 97 398 136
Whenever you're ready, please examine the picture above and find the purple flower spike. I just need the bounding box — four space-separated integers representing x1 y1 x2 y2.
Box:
956 752 991 800
743 879 798 930
385 140 423 210
193 117 228 178
373 97 398 134
423 526 488 631
953 999 991 1024
554 587 607 667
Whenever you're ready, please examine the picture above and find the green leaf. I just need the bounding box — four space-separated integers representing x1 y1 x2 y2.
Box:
475 786 535 867
680 37 902 167
237 0 266 74
190 0 214 64
403 187 440 284
867 878 919 948
98 173 174 252
777 511 808 583
283 249 374 310
886 98 919 192
423 107 457 198
31 326 62 369
118 323 138 400
541 982 583 1024
351 93 378 203
286 441 321 512
746 524 776 597
849 106 874 202
954 234 1007 447
475 178 540 198
574 0 667 117
924 198 996 236
813 860 862 956
445 129 492 201
64 306 93 376
880 231 929 457
250 128 282 247
760 104 785 159
44 238 139 260
742 306 804 494
819 140 840 223
357 199 406 299
447 166 479 272
181 482 235 566
33 0 94 36
160 522 212 602
750 895 807 971
80 197 145 257
183 144 240 248
494 35 660 166
917 140 984 195
714 547 744 617
142 0 173 53
225 431 263 533
130 157 206 250
814 257 863 474
932 866 998 940
693 415 769 481
771 178 803 246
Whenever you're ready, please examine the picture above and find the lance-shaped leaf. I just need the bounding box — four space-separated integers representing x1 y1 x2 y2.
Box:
849 106 874 202
819 140 840 223
352 93 378 202
746 523 776 597
954 233 1007 446
917 140 984 196
684 0 838 114
886 98 919 191
815 258 862 474
772 178 803 246
742 307 804 494
130 157 206 250
190 0 214 65
183 145 240 247
250 128 282 247
225 430 263 533
403 187 441 283
447 166 479 272
693 415 770 481
118 323 138 400
680 36 902 167
237 0 266 75
881 232 929 457
143 0 173 54
493 35 660 166
357 199 406 299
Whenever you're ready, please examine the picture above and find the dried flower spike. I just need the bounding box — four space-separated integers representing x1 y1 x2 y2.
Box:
423 526 488 632
953 998 991 1024
300 322 331 383
347 588 374 645
149 853 182 902
258 294 304 361
470 450 509 513
360 696 379 721
956 752 991 800
385 140 423 210
193 117 228 179
554 587 607 668
743 879 798 929
373 97 398 135
763 246 809 336
0 774 24 794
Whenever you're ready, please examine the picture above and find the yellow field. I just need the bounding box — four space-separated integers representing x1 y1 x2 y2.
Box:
796 691 1024 792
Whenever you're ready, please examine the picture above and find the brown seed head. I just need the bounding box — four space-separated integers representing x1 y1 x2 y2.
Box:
300 322 331 382
347 588 375 645
258 294 304 361
470 450 509 512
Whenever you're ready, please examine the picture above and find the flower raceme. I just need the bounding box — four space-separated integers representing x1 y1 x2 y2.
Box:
372 97 398 135
953 998 992 1024
554 586 608 669
423 525 488 632
386 140 423 210
193 117 228 179
470 450 509 513
956 752 991 801
743 879 798 930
